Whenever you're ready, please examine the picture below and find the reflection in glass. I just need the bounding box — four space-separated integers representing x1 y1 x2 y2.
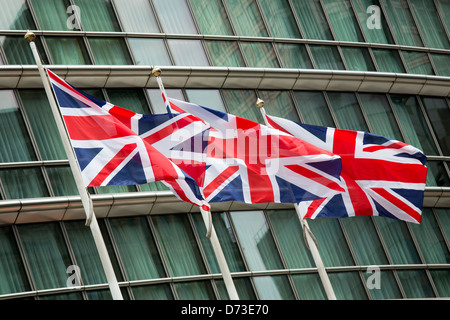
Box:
224 0 268 37
309 45 345 70
167 39 209 66
294 91 335 127
327 92 369 131
372 48 405 73
113 0 160 33
153 0 198 34
204 41 245 67
128 38 172 66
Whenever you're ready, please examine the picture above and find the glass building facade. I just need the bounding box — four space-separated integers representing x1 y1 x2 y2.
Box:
0 0 449 300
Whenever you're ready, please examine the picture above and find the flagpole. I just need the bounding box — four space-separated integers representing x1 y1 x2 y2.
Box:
25 31 123 300
256 99 337 300
152 67 239 300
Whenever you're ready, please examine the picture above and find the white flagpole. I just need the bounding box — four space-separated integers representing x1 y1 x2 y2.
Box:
152 68 239 300
256 99 337 300
25 32 123 300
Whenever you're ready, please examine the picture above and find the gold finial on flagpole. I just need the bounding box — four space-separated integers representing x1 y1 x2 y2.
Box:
256 98 264 108
24 30 36 43
152 66 162 77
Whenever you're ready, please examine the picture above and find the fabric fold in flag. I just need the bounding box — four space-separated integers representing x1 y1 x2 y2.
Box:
265 114 428 224
166 98 345 205
47 69 210 211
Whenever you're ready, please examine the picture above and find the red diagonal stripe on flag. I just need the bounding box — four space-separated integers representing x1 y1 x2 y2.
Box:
89 143 137 186
371 188 422 222
203 166 239 198
285 164 345 192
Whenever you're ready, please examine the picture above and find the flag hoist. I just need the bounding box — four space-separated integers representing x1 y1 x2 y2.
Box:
25 31 123 300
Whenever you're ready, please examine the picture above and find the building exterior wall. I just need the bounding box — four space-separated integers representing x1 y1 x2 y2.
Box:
0 0 449 300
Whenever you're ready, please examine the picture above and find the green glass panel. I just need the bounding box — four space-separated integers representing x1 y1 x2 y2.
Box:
152 0 197 34
0 90 36 162
0 226 30 294
19 89 65 160
129 38 172 66
258 0 301 38
329 272 368 300
436 0 450 36
64 220 108 285
18 223 72 290
185 89 227 112
216 278 257 300
293 91 335 127
390 94 438 155
230 211 284 271
190 0 234 35
275 43 312 69
39 292 83 300
257 91 300 122
374 216 421 264
421 97 450 155
380 0 423 47
45 37 91 65
402 51 434 75
147 89 184 114
89 38 132 65
410 209 449 264
204 40 245 67
191 212 246 273
173 281 216 300
73 0 120 31
341 217 389 265
240 42 280 68
351 0 394 44
86 289 114 300
358 93 403 141
409 0 449 49
309 45 345 70
435 208 450 247
31 0 74 31
96 185 137 194
253 275 296 300
46 166 78 196
426 161 450 187
167 39 209 66
224 0 268 37
291 0 333 40
308 218 355 267
113 0 160 33
267 210 314 268
222 90 262 123
322 0 364 42
430 54 450 77
291 273 327 300
361 270 403 300
372 48 405 73
140 181 170 192
327 92 369 131
0 0 36 30
132 284 174 300
0 167 49 199
152 214 207 277
341 47 375 71
397 270 435 298
0 36 48 65
430 270 450 298
109 216 165 280
106 88 150 114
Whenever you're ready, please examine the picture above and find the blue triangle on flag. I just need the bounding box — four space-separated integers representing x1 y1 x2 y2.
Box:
107 153 147 186
275 176 322 203
170 131 208 154
307 158 342 180
74 147 103 171
209 175 244 203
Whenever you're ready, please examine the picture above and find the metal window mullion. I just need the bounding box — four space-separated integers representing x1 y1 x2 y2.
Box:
398 49 411 74
220 0 239 37
318 0 338 42
304 44 319 69
433 0 450 43
384 93 409 144
378 0 400 46
109 0 126 33
348 0 368 43
59 221 89 300
405 0 427 48
186 212 221 300
432 208 450 253
416 95 444 156
322 91 340 128
370 218 407 299
102 218 133 298
354 92 374 134
145 214 178 299
11 224 38 297
288 90 306 124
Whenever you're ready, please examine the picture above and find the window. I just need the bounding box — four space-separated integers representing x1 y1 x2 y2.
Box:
371 48 405 73
190 0 234 35
152 0 198 34
204 40 245 67
45 37 91 65
167 39 209 66
294 91 335 127
88 38 133 65
322 0 364 42
31 0 75 31
258 0 301 38
327 92 369 131
0 36 48 65
309 45 345 70
240 42 280 68
0 0 36 30
224 0 268 37
0 90 36 162
291 0 333 40
113 0 160 33
73 0 121 31
275 43 312 69
401 51 434 75
129 38 172 66
421 97 450 155
0 167 49 199
341 46 375 71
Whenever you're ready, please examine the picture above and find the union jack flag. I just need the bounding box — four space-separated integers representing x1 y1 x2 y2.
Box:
265 114 428 223
166 98 345 205
47 69 210 211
